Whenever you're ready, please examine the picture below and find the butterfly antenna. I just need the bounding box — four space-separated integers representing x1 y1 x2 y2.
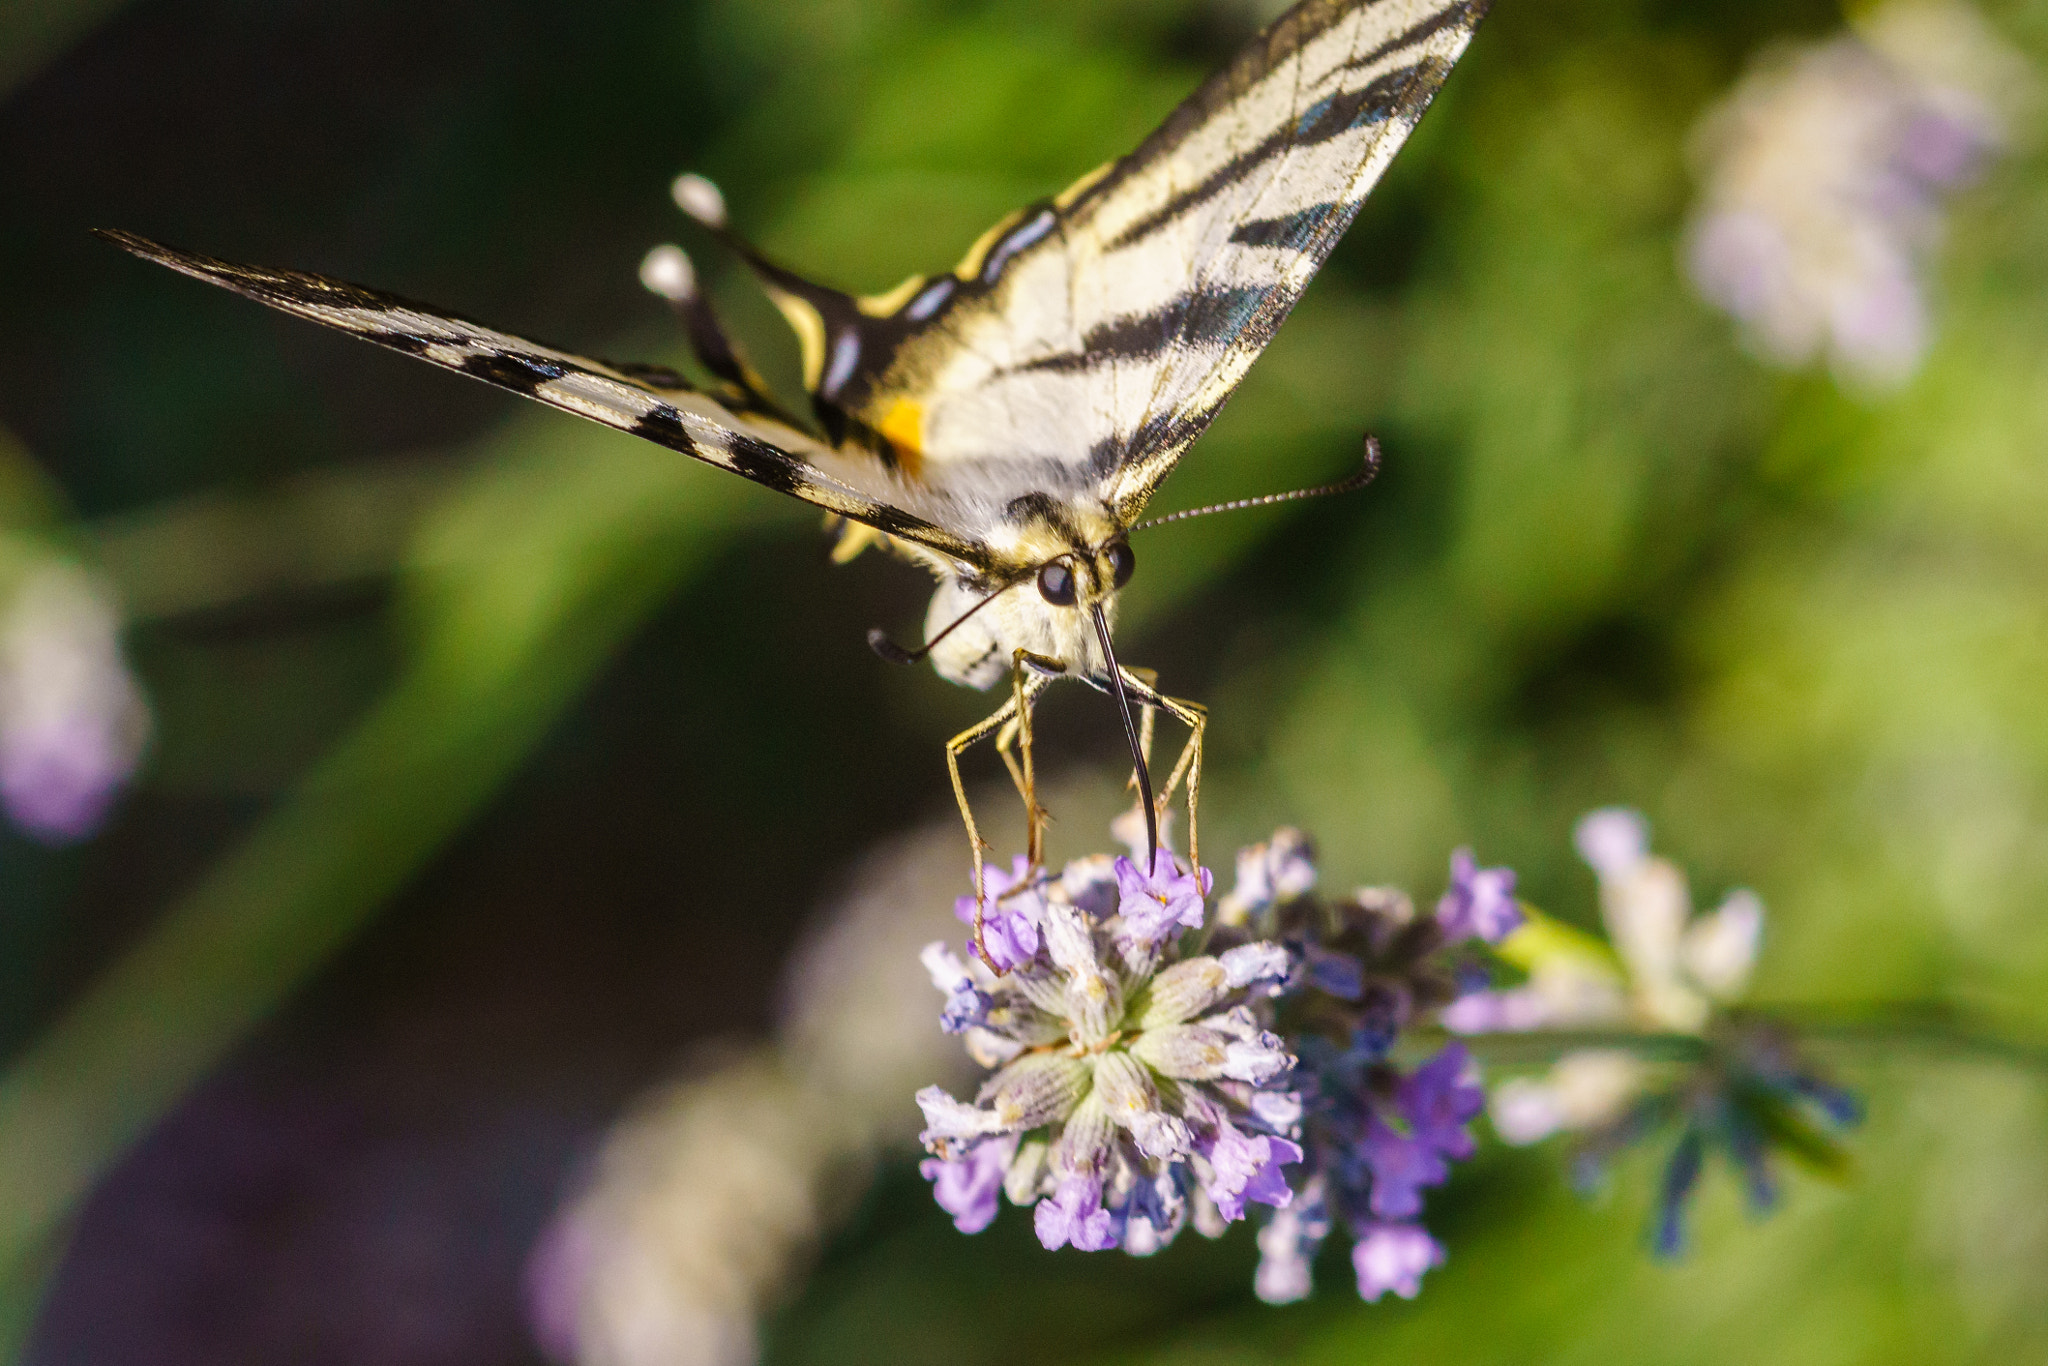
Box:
867 580 1012 666
1129 433 1383 532
1091 604 1159 874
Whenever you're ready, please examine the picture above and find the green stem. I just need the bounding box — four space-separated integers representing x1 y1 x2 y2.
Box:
1752 1002 2048 1074
1447 1005 2048 1074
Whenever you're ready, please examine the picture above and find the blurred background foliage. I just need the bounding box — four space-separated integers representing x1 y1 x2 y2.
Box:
0 0 2045 1361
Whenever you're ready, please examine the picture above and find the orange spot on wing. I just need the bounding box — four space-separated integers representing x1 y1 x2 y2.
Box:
878 399 925 478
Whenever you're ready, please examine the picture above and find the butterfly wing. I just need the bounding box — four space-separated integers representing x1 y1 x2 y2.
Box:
94 229 997 569
736 0 1487 528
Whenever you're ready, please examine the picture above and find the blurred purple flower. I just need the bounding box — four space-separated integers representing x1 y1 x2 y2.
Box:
1684 4 2028 390
1352 1222 1445 1301
1254 1176 1331 1305
1359 1114 1448 1221
1435 849 1521 944
1399 1045 1485 1161
0 564 149 843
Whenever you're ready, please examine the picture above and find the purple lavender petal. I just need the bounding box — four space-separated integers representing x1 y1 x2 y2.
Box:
1440 987 1552 1034
920 1137 1014 1234
0 569 149 845
954 857 1046 972
954 856 1031 923
1200 1121 1302 1222
1034 1173 1119 1251
0 720 129 841
1113 856 1212 945
1241 1136 1303 1211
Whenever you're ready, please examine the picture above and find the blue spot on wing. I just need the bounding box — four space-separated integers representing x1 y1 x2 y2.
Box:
1296 95 1336 137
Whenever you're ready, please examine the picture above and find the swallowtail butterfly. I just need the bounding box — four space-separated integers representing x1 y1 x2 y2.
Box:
102 0 1486 965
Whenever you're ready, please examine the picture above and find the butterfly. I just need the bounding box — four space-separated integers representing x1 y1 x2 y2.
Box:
100 0 1486 967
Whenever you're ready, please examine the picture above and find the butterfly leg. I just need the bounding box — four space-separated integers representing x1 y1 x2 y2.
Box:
947 696 1019 972
1123 664 1162 771
993 652 1065 867
1116 668 1207 872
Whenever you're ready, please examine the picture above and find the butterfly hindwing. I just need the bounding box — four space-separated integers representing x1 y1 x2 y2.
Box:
741 0 1486 526
94 229 994 568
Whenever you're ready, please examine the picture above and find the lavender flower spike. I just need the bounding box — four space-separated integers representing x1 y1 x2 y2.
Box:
916 818 1299 1258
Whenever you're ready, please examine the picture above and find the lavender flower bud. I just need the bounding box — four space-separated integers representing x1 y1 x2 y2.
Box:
1043 902 1123 1044
1220 942 1291 991
916 1086 1008 1155
920 941 991 1034
1061 853 1121 918
1096 1050 1191 1159
977 1052 1090 1131
1255 1176 1331 1304
1004 1134 1049 1205
1054 1093 1118 1177
1129 1024 1231 1080
1134 957 1230 1028
1121 1168 1188 1256
1222 1033 1293 1085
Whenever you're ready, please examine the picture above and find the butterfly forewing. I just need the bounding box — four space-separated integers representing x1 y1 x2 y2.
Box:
93 228 995 568
781 0 1486 526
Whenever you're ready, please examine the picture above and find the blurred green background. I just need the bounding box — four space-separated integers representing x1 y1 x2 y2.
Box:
1 0 2045 1361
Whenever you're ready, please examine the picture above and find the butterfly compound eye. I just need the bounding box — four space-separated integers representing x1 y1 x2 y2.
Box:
1036 560 1078 606
1107 541 1136 588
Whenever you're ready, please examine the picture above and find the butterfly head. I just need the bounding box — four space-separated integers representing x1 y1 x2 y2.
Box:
918 527 1136 691
1030 539 1135 614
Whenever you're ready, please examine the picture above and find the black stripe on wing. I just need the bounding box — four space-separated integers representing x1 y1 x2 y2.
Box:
1096 3 1487 515
94 229 990 567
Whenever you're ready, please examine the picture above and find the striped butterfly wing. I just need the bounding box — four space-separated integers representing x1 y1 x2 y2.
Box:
753 0 1486 529
95 229 997 569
